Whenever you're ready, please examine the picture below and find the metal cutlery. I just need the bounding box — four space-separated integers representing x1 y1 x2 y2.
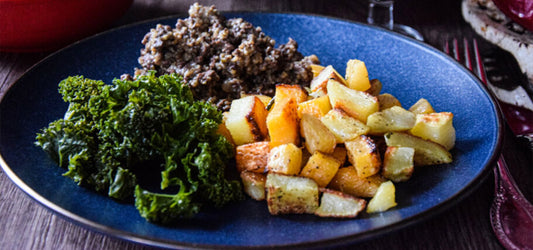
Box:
444 37 533 250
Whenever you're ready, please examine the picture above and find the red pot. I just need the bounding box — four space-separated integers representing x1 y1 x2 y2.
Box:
0 0 133 52
491 0 533 32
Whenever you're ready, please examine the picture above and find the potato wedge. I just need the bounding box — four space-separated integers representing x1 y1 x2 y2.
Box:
345 135 381 178
366 106 416 135
321 108 370 143
266 173 319 215
315 188 367 218
366 181 397 213
327 79 379 123
267 143 302 175
240 171 267 201
382 146 415 182
300 113 336 154
273 84 308 106
384 132 452 166
297 95 332 119
300 151 342 187
267 98 300 147
310 65 346 94
377 93 402 111
311 64 325 78
408 98 435 114
345 59 370 91
235 141 270 173
409 112 456 150
225 96 269 146
328 166 385 198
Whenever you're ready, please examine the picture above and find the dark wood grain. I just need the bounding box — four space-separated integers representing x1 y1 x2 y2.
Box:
1 0 531 249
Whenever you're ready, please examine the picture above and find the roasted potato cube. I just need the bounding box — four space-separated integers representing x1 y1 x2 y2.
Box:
266 173 319 215
267 143 302 175
345 59 371 91
377 93 402 110
217 122 235 146
384 132 452 166
382 146 415 182
273 84 308 106
297 95 331 119
365 79 383 96
327 79 379 123
321 108 370 143
331 146 347 165
300 113 336 154
311 64 325 78
300 151 342 187
409 112 456 150
240 94 273 108
235 141 270 173
345 135 381 178
366 106 416 135
267 98 300 147
366 181 397 213
328 166 385 198
310 65 346 94
225 96 269 145
408 98 435 114
315 188 367 218
240 171 267 200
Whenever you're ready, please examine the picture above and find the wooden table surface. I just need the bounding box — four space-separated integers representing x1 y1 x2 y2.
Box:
1 0 532 249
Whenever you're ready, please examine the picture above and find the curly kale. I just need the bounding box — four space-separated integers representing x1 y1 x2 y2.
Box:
35 73 243 224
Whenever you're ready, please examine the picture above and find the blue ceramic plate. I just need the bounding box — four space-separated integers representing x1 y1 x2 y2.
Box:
0 13 502 248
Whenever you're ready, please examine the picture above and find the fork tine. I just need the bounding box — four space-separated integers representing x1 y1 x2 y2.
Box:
463 38 473 72
472 39 488 85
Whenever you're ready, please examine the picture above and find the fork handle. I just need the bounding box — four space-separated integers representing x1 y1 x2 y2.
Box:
490 156 533 250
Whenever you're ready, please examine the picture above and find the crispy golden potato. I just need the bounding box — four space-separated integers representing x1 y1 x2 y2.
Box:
297 95 331 119
345 59 370 91
235 141 270 173
300 113 336 154
327 79 379 123
366 181 397 213
321 108 370 143
310 65 346 94
267 143 303 175
382 146 415 182
315 188 367 218
384 132 452 166
345 135 382 178
366 79 383 96
311 64 325 78
377 93 402 110
225 96 269 145
267 98 300 148
409 112 456 150
408 98 435 114
300 151 342 187
330 146 347 165
240 171 267 200
328 166 385 198
266 173 319 215
366 106 416 135
273 84 308 106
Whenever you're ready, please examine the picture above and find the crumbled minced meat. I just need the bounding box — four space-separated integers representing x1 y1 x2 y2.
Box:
135 3 319 111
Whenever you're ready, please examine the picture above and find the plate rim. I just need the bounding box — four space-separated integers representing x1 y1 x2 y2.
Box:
0 11 504 249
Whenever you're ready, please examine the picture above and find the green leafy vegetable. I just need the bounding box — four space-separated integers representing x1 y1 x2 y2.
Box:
35 72 243 224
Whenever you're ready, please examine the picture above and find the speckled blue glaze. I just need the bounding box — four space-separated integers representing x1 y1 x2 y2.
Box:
0 13 502 248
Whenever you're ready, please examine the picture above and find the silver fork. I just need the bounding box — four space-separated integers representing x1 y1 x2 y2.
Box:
445 38 533 250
